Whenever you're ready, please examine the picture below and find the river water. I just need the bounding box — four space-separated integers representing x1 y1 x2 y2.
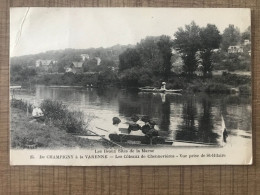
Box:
13 85 252 146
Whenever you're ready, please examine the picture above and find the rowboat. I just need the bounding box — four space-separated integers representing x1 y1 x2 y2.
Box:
84 126 221 147
10 86 22 89
171 140 219 147
139 87 182 93
109 133 173 145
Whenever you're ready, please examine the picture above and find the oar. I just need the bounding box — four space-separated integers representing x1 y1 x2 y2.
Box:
83 125 125 148
167 139 219 146
96 127 109 132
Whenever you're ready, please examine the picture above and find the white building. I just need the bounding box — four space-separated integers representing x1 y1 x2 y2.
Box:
80 54 90 61
244 39 251 45
228 46 244 54
95 57 101 66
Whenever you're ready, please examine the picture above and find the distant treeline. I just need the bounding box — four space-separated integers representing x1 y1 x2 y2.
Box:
118 22 251 87
10 22 251 92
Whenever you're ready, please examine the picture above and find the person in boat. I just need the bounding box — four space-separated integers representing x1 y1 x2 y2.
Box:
141 116 151 134
128 115 143 136
223 128 228 143
161 82 166 91
32 105 45 122
110 117 121 134
145 120 159 138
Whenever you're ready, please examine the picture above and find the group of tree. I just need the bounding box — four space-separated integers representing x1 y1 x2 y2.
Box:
119 21 250 86
11 22 251 88
10 64 37 84
174 22 223 77
119 35 173 87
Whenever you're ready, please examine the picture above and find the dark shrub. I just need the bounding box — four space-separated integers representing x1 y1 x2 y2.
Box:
239 85 251 95
41 99 86 134
205 83 231 94
11 99 33 113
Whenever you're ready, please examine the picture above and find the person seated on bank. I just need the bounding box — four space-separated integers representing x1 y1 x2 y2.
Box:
32 105 44 122
223 128 228 143
110 117 121 134
128 115 144 136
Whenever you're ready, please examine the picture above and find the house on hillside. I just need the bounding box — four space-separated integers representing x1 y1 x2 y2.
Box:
228 45 244 54
95 57 101 66
243 39 251 45
35 59 56 71
65 62 84 74
80 54 90 61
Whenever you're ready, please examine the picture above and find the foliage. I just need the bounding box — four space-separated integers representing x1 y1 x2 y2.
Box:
199 24 221 77
37 71 118 87
136 36 163 74
40 99 87 134
239 84 251 95
221 24 241 51
174 21 201 75
213 73 250 86
205 83 231 94
11 99 33 113
10 65 37 84
157 35 173 79
200 24 222 50
119 48 142 72
241 26 251 41
119 67 153 87
212 51 250 71
11 108 106 149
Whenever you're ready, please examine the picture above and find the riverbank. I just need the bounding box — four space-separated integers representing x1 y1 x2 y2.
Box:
11 107 108 149
11 70 251 95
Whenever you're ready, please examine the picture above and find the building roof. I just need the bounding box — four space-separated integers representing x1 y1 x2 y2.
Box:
228 45 243 49
72 62 83 68
36 60 53 66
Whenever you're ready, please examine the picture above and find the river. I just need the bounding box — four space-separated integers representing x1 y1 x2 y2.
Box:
13 85 252 146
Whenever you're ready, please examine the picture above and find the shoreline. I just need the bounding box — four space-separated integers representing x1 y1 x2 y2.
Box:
10 107 109 149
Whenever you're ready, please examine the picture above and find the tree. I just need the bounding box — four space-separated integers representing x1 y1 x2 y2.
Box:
136 36 163 74
199 24 221 77
221 24 241 51
173 21 201 76
241 26 251 41
157 35 173 80
119 48 142 72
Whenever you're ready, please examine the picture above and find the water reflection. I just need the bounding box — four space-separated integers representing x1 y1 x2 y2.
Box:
160 97 171 132
15 86 252 145
197 97 219 143
176 96 198 142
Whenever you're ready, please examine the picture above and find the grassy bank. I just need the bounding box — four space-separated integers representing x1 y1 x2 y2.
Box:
11 101 110 149
164 73 251 94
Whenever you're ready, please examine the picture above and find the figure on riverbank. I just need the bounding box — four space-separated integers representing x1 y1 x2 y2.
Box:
223 128 228 143
32 105 45 122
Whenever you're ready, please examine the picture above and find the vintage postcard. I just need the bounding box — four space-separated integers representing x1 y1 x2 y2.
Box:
10 8 252 166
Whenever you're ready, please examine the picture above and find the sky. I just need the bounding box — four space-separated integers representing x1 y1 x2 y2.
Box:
10 8 251 57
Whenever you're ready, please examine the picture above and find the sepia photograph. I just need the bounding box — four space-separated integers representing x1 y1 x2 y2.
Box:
9 8 252 166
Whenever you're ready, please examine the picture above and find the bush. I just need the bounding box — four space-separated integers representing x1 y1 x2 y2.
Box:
239 85 251 95
11 99 33 113
213 73 251 86
40 99 87 134
205 83 231 94
40 100 67 120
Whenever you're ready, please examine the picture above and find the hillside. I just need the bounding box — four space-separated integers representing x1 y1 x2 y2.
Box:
10 44 134 68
